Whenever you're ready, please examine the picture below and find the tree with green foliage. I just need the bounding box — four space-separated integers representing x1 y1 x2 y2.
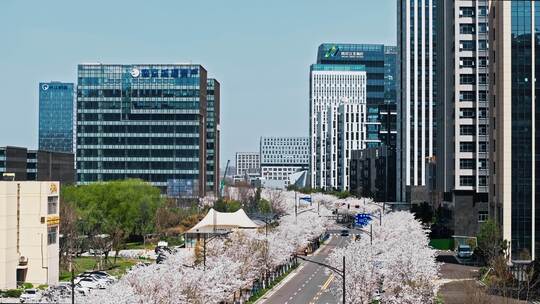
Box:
62 179 163 262
411 202 434 225
213 199 242 212
477 219 504 264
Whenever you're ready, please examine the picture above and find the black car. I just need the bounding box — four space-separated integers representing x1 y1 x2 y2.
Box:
340 229 349 236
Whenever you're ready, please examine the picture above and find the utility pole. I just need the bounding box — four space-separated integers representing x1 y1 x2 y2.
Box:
342 256 346 304
295 191 298 224
370 224 373 245
71 265 75 304
203 234 207 270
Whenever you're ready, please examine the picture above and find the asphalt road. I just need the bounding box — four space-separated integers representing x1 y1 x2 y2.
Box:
260 235 348 304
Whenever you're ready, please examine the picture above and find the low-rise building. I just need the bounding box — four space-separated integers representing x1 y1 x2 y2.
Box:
0 146 75 184
235 152 260 176
0 181 60 290
260 137 309 188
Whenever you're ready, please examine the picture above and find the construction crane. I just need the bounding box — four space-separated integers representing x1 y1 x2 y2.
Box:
219 159 230 198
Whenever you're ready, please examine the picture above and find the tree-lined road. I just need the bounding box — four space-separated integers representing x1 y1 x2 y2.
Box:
259 235 348 304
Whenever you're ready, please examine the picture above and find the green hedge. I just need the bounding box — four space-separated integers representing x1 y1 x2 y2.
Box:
2 289 22 298
430 238 454 250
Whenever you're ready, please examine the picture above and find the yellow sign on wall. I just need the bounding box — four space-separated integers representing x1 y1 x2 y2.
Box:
47 215 60 226
49 183 58 194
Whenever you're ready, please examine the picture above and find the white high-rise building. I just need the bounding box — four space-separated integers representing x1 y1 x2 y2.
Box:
310 64 367 191
260 137 309 187
397 0 438 202
437 0 490 237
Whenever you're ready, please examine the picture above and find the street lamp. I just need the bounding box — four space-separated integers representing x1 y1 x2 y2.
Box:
200 231 231 270
295 255 346 304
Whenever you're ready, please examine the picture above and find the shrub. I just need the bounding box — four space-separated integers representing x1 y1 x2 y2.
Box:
21 283 33 289
37 284 48 290
3 289 22 298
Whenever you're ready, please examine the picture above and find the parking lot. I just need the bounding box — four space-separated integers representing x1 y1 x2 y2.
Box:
437 252 526 304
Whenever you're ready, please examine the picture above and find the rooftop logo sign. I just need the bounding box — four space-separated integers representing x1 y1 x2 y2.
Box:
324 45 339 58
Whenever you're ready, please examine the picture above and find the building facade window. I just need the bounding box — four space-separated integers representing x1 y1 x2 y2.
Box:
47 226 57 245
478 210 488 222
47 196 58 214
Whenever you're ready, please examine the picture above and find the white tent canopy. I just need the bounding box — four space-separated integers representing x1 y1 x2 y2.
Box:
187 208 261 234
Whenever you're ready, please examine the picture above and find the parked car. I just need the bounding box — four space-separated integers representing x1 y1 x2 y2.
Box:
19 289 40 303
82 271 116 283
456 244 474 259
77 277 104 289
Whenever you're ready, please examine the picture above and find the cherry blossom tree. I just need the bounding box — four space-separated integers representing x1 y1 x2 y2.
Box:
328 211 440 304
82 188 335 304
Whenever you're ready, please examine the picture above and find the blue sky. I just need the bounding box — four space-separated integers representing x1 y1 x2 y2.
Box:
0 0 396 167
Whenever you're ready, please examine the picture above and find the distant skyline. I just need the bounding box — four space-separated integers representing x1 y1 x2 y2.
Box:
0 0 396 167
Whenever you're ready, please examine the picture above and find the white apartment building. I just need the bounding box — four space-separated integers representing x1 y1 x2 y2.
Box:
235 152 260 176
437 0 490 237
397 0 437 202
310 64 367 191
0 181 60 290
260 137 309 187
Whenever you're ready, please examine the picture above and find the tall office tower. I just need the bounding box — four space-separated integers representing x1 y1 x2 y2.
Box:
436 0 490 237
76 64 211 197
317 44 394 148
310 64 367 191
489 1 540 260
206 79 220 195
235 152 260 176
260 137 309 187
39 82 75 153
397 0 438 203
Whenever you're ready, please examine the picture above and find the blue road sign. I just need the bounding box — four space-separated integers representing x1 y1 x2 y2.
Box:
300 196 312 202
355 213 372 227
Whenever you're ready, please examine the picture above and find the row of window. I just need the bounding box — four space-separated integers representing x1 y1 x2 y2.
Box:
78 173 200 183
459 57 488 68
459 141 488 152
79 125 199 134
460 175 488 186
459 6 488 18
77 113 200 121
459 23 488 34
459 90 488 101
459 40 488 51
77 149 199 158
459 108 488 118
459 158 488 169
78 89 203 98
460 125 488 136
459 74 488 85
79 161 199 170
78 137 199 145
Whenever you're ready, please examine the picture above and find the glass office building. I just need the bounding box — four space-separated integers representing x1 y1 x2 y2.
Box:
39 82 75 153
206 79 220 193
76 64 217 197
490 1 539 260
317 44 397 148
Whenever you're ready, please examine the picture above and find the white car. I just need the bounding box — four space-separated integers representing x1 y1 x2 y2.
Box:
77 277 103 289
19 289 40 303
457 245 474 259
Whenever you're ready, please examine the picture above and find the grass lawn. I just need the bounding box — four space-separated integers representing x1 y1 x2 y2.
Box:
124 237 184 250
430 238 454 251
59 257 139 281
